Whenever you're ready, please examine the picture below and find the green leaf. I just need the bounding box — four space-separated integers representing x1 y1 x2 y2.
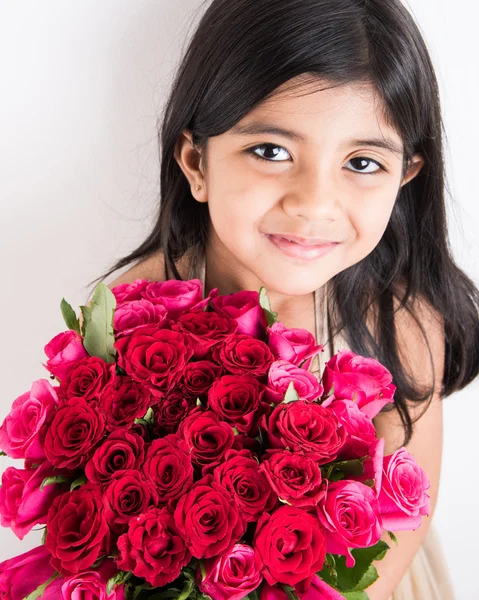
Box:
342 591 370 600
60 298 81 334
388 531 398 546
281 585 300 600
350 564 378 592
70 474 87 492
0 451 7 457
328 541 390 592
278 496 293 506
259 287 278 326
41 526 48 545
232 426 240 436
106 570 131 595
282 381 300 404
22 573 61 600
196 398 202 407
40 475 70 491
79 282 117 363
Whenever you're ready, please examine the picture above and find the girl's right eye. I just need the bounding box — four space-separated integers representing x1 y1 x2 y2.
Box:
247 143 291 162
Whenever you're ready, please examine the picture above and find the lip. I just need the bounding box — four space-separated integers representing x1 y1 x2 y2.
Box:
263 233 341 261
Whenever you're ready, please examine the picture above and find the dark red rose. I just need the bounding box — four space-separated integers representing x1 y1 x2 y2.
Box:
207 374 267 436
111 279 149 304
85 429 145 485
58 356 113 404
115 326 193 398
214 449 277 521
100 374 152 431
253 505 326 588
212 335 274 378
177 408 235 474
261 401 345 465
174 474 246 559
154 389 195 435
180 360 223 400
117 507 191 587
259 450 326 507
103 469 158 535
175 311 238 359
45 485 109 575
142 434 194 506
44 399 105 469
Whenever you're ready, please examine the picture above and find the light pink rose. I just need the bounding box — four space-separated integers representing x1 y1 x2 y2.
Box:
113 299 168 336
61 560 125 600
267 323 324 369
197 544 263 600
378 447 430 531
321 350 395 418
211 290 268 338
0 379 58 461
0 461 67 539
328 399 378 459
266 360 323 404
111 279 150 304
43 330 88 381
316 480 383 567
141 279 203 319
260 575 346 600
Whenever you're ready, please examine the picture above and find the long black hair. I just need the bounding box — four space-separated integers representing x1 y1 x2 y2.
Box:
89 0 479 445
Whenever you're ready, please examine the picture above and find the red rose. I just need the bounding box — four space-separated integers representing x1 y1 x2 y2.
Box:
85 429 145 485
267 322 323 369
153 389 195 435
207 374 268 436
211 290 268 338
113 299 168 337
100 374 152 431
175 311 238 359
141 279 203 319
174 474 246 559
44 399 105 469
259 450 326 507
214 449 277 521
45 485 109 575
212 335 274 378
111 279 149 304
117 507 191 587
180 360 223 400
261 401 345 465
253 505 326 588
58 356 113 404
42 330 88 382
329 399 377 460
115 326 193 398
103 469 158 535
142 434 194 506
178 408 235 474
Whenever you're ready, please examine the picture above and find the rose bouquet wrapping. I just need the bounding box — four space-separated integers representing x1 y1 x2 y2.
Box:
0 279 431 600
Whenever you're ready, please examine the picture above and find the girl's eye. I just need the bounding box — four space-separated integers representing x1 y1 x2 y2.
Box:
248 143 291 162
346 157 385 175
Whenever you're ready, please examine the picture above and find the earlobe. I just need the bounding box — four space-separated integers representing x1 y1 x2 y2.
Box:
173 129 207 202
401 154 425 187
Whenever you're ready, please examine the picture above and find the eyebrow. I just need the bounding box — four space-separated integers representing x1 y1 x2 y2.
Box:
230 121 404 156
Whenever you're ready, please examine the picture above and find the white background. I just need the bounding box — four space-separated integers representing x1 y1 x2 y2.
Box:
0 1 477 598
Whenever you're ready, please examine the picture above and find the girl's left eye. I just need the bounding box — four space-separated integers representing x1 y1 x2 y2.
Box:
246 143 386 175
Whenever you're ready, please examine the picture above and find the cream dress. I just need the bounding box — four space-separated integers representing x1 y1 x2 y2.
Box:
196 258 455 599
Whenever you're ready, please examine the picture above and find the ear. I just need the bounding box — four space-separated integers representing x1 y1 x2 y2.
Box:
173 129 207 203
400 153 425 187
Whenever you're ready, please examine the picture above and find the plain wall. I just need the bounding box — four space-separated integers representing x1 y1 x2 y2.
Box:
0 1 477 597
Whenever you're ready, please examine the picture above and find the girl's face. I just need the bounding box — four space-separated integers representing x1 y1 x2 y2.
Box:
176 77 424 297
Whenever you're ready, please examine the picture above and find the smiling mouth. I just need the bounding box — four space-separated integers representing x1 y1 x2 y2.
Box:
263 233 341 261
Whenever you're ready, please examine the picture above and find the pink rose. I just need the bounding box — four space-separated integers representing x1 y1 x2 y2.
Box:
266 360 323 404
113 299 168 336
197 544 263 600
0 379 58 462
0 461 67 539
316 481 383 567
378 447 430 531
43 330 88 381
321 350 395 418
267 323 323 369
61 560 125 600
111 279 149 304
0 545 60 600
260 575 346 599
328 399 378 459
211 290 268 338
141 279 203 319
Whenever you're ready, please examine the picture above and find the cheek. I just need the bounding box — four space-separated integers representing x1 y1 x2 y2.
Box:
347 191 397 247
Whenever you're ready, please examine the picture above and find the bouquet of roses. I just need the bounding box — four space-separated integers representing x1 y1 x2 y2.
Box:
0 278 431 600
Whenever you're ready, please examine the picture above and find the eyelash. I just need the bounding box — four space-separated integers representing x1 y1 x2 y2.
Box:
245 143 387 175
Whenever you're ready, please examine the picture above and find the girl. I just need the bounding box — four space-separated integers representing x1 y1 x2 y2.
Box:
90 0 479 598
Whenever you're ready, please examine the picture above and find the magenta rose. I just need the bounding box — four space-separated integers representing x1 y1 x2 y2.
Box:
180 360 223 400
260 575 346 600
174 474 246 559
265 360 323 404
253 505 326 589
153 388 195 435
113 299 168 337
0 461 67 539
378 447 430 531
44 398 105 469
175 311 238 359
61 560 125 600
43 330 88 381
45 485 110 575
214 449 277 521
212 335 274 378
328 399 378 459
316 480 383 567
100 374 152 431
211 290 268 338
0 546 60 600
111 279 149 304
0 379 58 462
259 450 326 507
117 506 191 587
267 322 323 369
141 279 203 318
197 543 263 600
115 326 193 397
321 350 395 418
58 356 113 404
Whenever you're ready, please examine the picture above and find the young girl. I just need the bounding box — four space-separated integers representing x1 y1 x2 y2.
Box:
90 0 479 598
